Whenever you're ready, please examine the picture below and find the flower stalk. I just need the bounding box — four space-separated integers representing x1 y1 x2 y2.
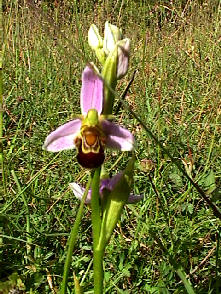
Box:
91 167 104 293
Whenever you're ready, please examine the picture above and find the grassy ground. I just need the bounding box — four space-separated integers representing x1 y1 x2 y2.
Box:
1 0 221 293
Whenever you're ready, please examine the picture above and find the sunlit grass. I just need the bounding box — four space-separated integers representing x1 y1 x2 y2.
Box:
1 0 220 293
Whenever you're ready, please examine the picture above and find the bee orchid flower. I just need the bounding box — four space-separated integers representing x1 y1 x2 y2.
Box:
69 172 144 204
43 66 134 168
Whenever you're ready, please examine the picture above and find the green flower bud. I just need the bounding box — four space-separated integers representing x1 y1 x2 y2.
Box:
103 21 122 55
88 24 106 64
88 24 103 49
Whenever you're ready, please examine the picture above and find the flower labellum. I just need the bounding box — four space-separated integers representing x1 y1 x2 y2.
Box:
74 110 106 169
43 65 134 169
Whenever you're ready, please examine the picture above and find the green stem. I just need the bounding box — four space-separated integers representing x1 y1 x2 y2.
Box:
93 248 104 294
91 167 101 245
91 167 103 294
101 49 117 115
60 176 92 294
175 268 196 294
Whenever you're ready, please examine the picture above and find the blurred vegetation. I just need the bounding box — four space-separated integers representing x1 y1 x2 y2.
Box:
1 0 220 293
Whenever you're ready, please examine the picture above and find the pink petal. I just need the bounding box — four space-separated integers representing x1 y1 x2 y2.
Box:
117 38 130 79
43 119 81 152
80 66 103 115
102 173 122 191
101 120 134 151
69 183 92 204
102 173 143 203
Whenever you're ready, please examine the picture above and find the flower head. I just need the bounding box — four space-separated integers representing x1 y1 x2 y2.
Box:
88 22 130 79
70 172 143 204
43 66 134 168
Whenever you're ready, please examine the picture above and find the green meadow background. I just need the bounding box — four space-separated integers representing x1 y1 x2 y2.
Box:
1 0 220 293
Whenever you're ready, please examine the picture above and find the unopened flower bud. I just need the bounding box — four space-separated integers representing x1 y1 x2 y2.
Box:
103 21 122 55
88 24 106 64
88 24 103 49
117 38 130 79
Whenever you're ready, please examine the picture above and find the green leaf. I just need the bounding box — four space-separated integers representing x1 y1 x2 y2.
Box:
98 158 134 249
199 169 216 194
74 273 83 294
